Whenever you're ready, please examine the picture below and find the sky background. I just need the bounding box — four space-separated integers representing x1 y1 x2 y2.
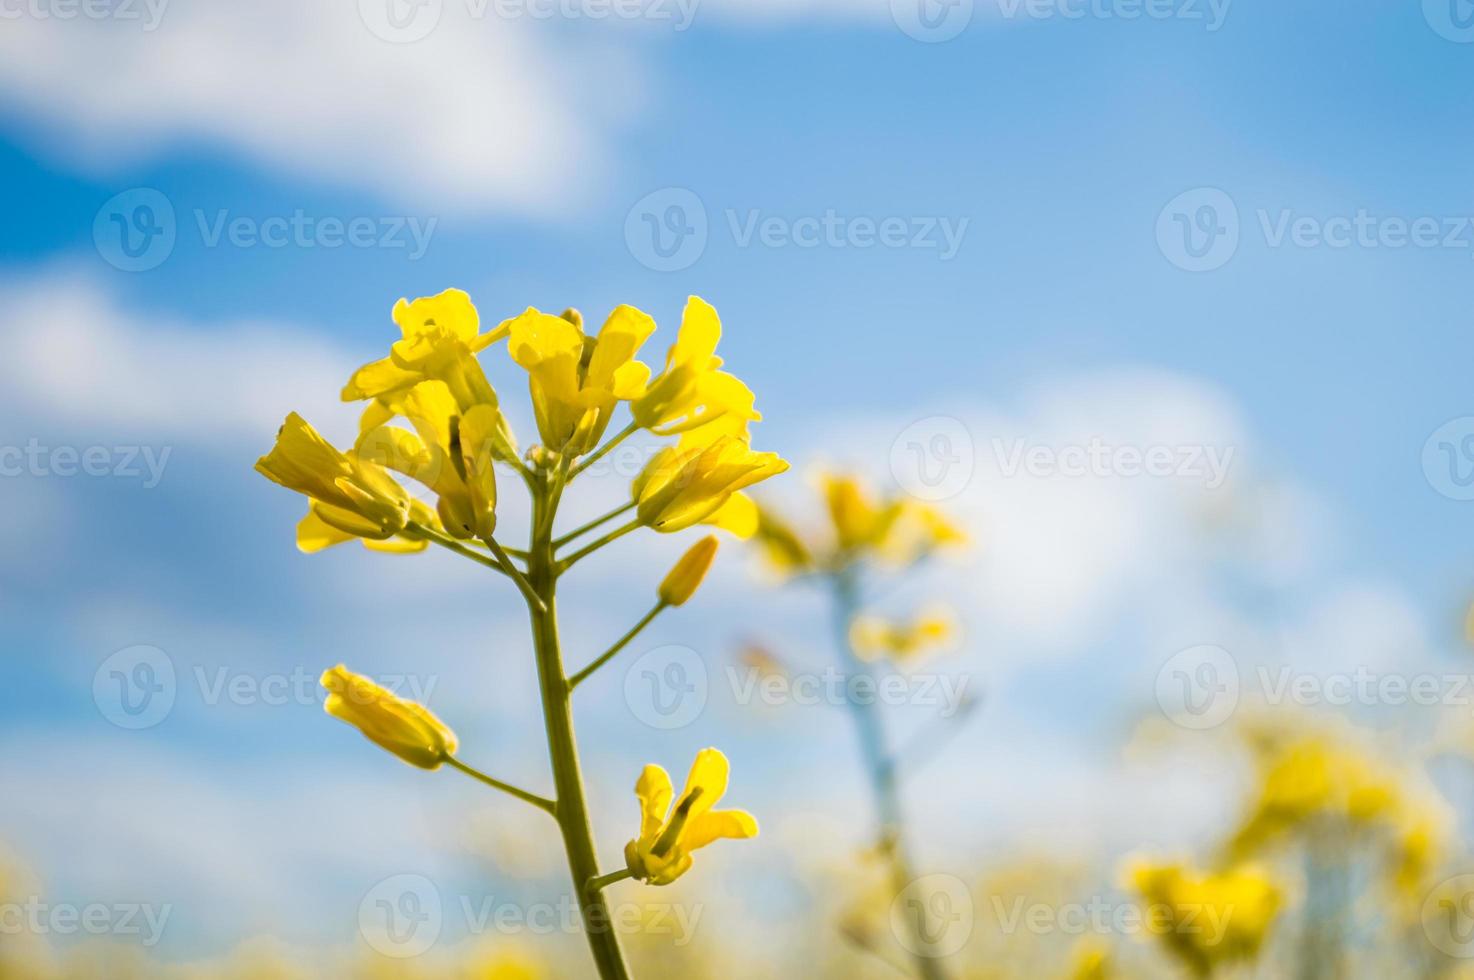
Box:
2 0 1474 971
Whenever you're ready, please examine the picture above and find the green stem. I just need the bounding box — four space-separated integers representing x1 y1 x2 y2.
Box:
527 488 634 980
410 523 508 576
445 757 556 816
569 602 668 690
557 519 642 573
483 534 546 613
586 867 635 894
554 501 638 550
831 568 949 980
570 420 640 480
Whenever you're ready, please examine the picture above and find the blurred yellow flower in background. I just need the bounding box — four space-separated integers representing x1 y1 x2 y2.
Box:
849 604 959 663
320 665 457 770
625 748 758 886
1127 858 1282 978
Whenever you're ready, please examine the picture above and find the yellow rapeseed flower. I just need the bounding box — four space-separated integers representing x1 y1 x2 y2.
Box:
320 665 458 770
631 297 761 436
342 288 508 403
633 433 788 534
505 305 655 453
255 412 411 540
356 380 501 540
624 748 758 885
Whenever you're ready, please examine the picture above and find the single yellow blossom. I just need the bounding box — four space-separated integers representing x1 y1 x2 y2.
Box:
849 605 959 662
356 380 500 540
1128 858 1281 978
633 434 788 534
342 288 508 403
320 664 458 770
822 473 904 552
256 412 410 539
631 297 761 436
505 304 654 453
624 747 758 885
296 498 438 555
658 535 720 606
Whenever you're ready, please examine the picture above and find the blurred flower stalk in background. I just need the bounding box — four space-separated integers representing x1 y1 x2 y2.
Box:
253 289 786 979
750 473 969 978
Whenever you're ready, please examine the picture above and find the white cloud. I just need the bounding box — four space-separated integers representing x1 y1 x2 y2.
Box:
0 269 348 445
0 0 638 214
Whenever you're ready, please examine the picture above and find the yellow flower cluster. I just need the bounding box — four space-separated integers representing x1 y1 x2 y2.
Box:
849 604 959 663
256 289 788 553
257 289 779 923
1227 727 1448 896
1126 858 1282 978
754 472 966 576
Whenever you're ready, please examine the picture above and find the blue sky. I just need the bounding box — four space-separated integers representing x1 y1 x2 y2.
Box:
2 0 1474 968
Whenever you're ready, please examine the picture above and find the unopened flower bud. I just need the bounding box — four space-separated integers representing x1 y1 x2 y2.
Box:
658 535 719 606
